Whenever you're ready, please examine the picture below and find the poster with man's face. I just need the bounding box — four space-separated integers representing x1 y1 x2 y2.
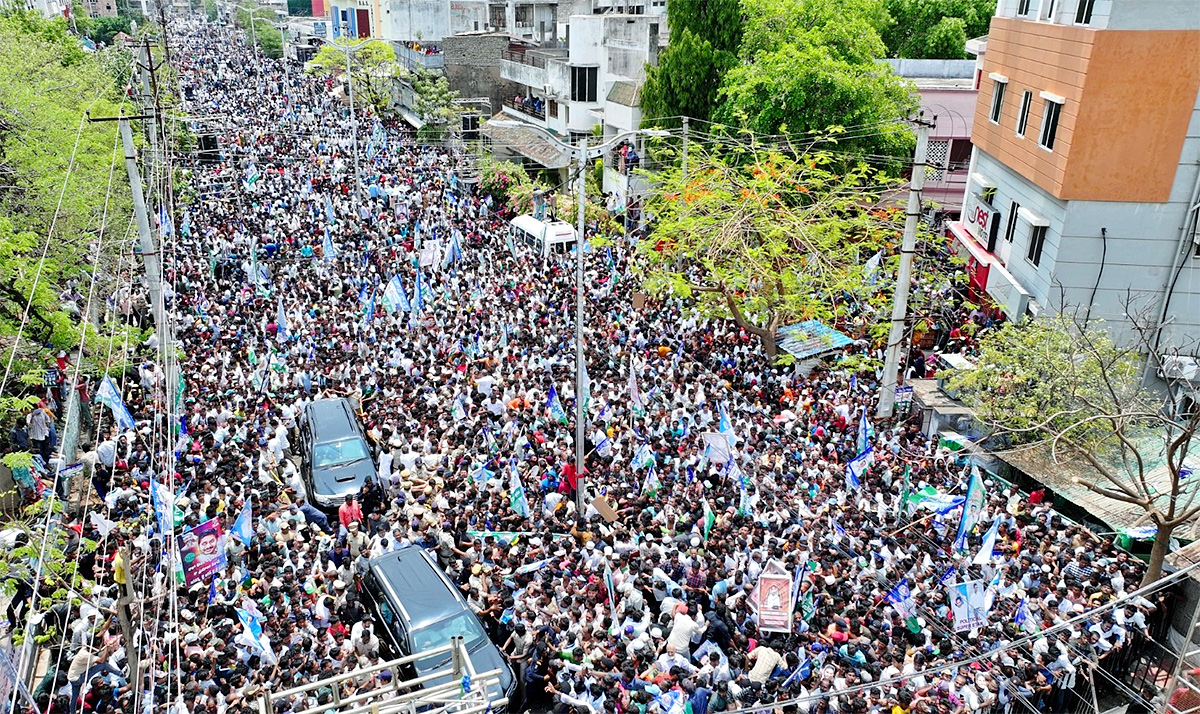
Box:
948 580 988 632
181 517 228 587
756 572 794 633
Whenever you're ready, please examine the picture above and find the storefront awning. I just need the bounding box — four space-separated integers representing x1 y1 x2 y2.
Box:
481 114 571 169
776 320 855 359
947 221 1032 319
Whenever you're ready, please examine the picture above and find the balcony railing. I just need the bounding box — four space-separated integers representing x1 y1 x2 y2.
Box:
503 97 546 120
501 50 545 68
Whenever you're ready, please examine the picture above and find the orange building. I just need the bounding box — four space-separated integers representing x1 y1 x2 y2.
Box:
947 0 1200 398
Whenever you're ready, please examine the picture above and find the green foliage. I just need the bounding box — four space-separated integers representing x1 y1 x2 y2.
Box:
234 7 284 59
640 0 741 126
0 12 137 378
712 37 917 158
641 29 735 126
741 0 891 58
637 142 906 357
881 0 995 59
947 312 1200 584
86 15 135 46
477 157 534 210
307 38 401 117
204 0 218 21
666 0 742 54
413 71 461 132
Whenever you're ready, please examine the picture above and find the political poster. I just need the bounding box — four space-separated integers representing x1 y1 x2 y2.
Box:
180 517 227 587
756 571 794 633
948 579 988 632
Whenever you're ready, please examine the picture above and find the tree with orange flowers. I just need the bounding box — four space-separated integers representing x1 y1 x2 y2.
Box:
637 142 912 358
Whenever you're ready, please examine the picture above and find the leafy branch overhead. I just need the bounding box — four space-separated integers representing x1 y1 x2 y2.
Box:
948 310 1200 585
637 143 907 357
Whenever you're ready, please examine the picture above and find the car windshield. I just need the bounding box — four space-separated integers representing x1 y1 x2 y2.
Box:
313 438 369 468
411 611 488 670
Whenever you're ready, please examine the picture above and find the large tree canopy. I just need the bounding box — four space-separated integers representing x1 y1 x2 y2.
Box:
0 11 140 381
712 36 917 158
882 0 995 59
639 0 741 125
307 38 401 117
636 143 906 357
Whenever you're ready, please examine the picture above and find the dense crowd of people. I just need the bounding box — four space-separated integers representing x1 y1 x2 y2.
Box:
1 18 1175 714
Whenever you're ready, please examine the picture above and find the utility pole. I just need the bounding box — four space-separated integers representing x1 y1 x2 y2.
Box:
116 543 140 684
574 138 587 513
681 116 689 180
119 118 168 344
877 113 933 419
345 47 361 189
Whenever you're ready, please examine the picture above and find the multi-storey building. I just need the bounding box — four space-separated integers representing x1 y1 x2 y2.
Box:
948 0 1200 396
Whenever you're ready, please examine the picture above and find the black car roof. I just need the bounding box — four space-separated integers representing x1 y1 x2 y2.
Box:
369 547 463 627
305 398 359 442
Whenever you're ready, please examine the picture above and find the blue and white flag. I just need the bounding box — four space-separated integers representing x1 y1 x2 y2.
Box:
856 411 874 454
508 465 529 518
150 477 174 536
972 517 1001 565
322 227 338 262
595 435 613 458
235 607 277 664
361 289 376 327
231 499 254 546
845 447 874 490
95 375 135 429
953 466 986 553
452 396 467 423
546 386 568 425
886 578 921 632
180 211 191 238
939 565 957 585
382 274 411 313
718 402 734 437
632 442 655 470
276 297 288 341
325 193 335 223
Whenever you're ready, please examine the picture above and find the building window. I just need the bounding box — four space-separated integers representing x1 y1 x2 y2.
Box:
571 66 598 102
1004 201 1020 243
1074 0 1095 23
1027 225 1048 265
948 139 972 171
1017 0 1032 14
1038 0 1056 21
989 80 1006 124
1039 98 1062 150
548 100 558 118
1016 91 1032 137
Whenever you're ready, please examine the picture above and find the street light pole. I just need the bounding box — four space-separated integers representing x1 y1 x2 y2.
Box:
484 121 667 515
344 47 361 188
574 138 588 513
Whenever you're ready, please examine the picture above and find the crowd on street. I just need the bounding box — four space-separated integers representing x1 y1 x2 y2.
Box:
0 18 1175 714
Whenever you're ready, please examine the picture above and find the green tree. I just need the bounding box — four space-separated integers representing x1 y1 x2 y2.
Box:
712 37 917 158
413 71 460 143
640 0 741 126
636 143 905 357
86 15 135 46
882 0 995 59
306 38 401 117
641 29 734 126
0 12 140 380
949 311 1200 586
234 7 284 59
204 0 218 21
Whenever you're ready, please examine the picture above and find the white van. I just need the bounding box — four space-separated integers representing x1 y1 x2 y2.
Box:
508 214 577 257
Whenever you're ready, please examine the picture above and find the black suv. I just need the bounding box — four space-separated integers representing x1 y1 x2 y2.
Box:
298 397 377 510
363 547 517 709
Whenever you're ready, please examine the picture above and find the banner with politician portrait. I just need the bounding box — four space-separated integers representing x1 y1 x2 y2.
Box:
948 579 988 632
180 517 227 587
756 571 794 633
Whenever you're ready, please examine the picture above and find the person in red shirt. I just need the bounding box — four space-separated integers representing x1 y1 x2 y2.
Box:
338 495 363 534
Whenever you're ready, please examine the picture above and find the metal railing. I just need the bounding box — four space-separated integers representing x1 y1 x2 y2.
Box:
503 97 545 120
501 50 545 68
256 636 508 714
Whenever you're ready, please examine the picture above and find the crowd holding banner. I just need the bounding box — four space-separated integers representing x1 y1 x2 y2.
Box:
0 17 1176 714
